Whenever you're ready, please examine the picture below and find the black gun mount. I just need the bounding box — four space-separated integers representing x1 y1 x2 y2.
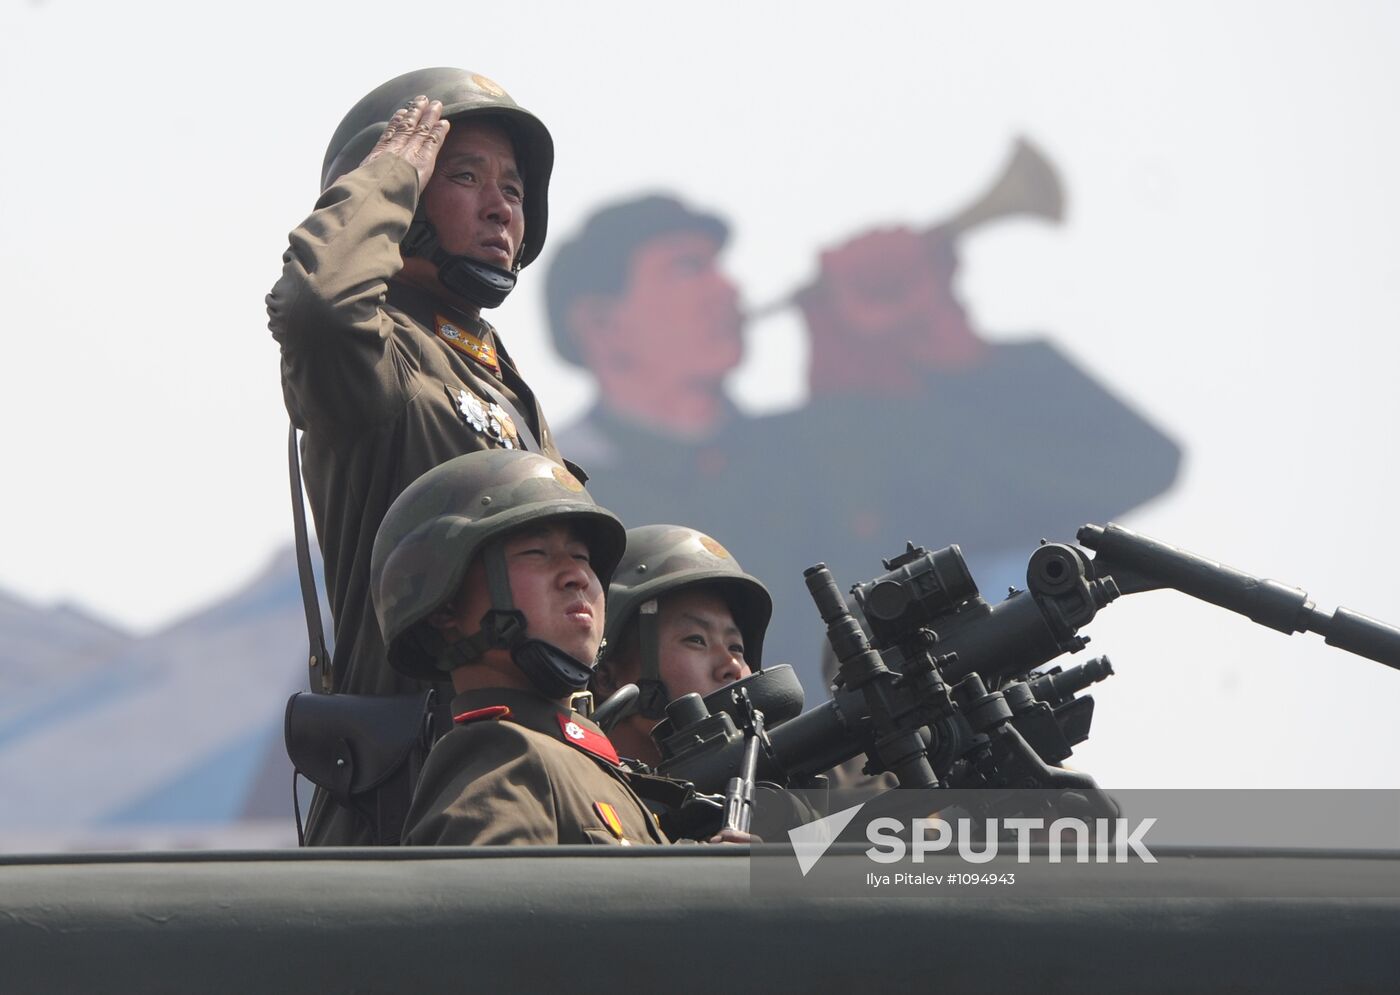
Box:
655 538 1115 794
654 522 1400 797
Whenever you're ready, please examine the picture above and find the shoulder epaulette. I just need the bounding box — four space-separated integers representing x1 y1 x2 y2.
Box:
454 705 512 725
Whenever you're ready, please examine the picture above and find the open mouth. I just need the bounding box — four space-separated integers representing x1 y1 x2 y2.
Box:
480 237 511 262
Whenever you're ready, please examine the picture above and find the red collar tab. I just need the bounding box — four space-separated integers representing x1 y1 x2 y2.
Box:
454 705 512 725
435 314 501 374
557 714 620 765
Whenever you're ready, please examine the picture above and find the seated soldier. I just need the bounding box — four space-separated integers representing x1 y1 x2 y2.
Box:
371 449 666 845
590 524 772 767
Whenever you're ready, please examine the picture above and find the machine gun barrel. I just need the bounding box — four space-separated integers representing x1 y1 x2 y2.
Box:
1316 608 1400 670
720 735 759 834
1078 524 1400 669
1028 656 1115 706
720 689 765 834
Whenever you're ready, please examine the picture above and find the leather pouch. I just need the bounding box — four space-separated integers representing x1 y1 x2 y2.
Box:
284 689 443 845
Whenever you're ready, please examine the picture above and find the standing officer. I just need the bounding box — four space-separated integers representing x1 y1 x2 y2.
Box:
268 68 569 844
590 525 772 767
373 449 665 845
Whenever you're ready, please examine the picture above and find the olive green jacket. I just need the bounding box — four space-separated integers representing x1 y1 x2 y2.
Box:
267 155 563 702
403 688 669 846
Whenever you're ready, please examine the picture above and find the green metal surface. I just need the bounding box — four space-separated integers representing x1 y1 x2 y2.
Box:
604 523 772 668
3 847 1398 994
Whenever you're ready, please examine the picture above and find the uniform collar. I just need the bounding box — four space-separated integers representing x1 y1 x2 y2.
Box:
386 281 494 342
449 687 620 766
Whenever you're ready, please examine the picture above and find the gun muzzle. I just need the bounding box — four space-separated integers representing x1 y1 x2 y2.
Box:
1029 656 1115 705
1307 606 1400 670
1078 523 1400 669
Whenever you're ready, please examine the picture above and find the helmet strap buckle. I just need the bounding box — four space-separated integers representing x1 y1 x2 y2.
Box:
402 214 516 309
511 639 595 700
636 679 671 721
479 607 527 649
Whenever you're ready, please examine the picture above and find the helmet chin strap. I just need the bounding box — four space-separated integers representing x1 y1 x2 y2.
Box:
453 539 594 700
510 639 594 700
402 214 519 310
636 599 673 720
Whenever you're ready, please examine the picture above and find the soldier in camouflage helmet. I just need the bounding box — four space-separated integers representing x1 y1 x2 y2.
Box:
373 449 668 846
268 69 577 845
591 524 772 766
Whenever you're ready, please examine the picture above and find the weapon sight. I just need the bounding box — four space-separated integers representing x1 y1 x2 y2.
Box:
651 523 1400 795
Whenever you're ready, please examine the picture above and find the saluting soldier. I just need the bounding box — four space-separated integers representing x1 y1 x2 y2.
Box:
267 68 569 844
374 450 666 846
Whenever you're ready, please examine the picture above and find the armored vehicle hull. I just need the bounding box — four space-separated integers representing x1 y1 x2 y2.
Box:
4 845 1399 993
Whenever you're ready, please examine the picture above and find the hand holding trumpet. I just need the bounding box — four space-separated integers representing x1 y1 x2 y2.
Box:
770 138 1065 394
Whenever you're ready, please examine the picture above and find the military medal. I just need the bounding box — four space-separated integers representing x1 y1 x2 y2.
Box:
447 386 520 450
593 802 631 845
487 401 521 449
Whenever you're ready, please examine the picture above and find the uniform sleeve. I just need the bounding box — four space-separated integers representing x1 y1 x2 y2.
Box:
401 724 561 846
266 155 422 433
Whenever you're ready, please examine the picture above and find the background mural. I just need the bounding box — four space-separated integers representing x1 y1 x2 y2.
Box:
549 150 1179 692
1 1 1397 847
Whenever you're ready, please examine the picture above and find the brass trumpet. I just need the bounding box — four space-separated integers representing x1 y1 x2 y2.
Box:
940 135 1065 239
749 135 1065 319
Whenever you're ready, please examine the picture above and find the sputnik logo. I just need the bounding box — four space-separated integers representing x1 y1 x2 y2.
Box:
787 803 867 876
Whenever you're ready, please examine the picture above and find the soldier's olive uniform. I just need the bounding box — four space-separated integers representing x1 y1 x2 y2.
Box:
269 155 562 701
375 450 665 845
269 68 563 846
403 688 667 846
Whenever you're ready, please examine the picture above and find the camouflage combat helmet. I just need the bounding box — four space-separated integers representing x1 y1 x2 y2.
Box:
372 450 625 686
603 524 772 719
321 67 554 270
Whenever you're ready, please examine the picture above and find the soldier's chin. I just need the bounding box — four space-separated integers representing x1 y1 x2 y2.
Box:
549 634 600 667
473 247 514 269
440 242 512 269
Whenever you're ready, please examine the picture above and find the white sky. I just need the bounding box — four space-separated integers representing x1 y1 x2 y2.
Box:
2 0 1398 788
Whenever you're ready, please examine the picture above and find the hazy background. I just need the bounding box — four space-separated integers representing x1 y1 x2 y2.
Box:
2 0 1397 840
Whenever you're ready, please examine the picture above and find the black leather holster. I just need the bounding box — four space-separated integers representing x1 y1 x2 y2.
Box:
284 689 444 845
